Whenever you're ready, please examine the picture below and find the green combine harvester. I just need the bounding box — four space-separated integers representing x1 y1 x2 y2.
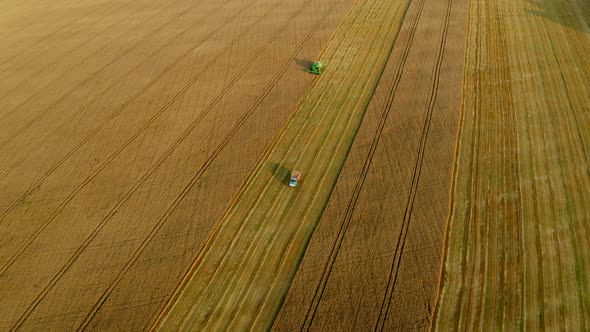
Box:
308 61 323 75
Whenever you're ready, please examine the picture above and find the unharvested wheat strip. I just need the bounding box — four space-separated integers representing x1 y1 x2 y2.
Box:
0 0 183 94
0 0 102 39
435 0 590 329
153 0 411 330
0 1 121 65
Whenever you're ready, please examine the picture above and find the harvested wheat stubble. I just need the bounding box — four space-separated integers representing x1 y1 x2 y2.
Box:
435 0 590 330
153 0 415 330
273 0 467 329
0 0 355 329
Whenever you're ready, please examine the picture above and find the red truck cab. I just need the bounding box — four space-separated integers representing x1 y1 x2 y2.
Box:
289 171 301 187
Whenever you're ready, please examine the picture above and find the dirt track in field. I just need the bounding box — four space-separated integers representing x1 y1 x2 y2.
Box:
273 0 467 329
0 0 357 329
434 0 590 330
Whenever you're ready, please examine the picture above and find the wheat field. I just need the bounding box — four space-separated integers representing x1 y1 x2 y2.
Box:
1 0 589 330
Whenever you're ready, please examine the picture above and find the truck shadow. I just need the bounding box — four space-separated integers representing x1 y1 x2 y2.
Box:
268 162 290 185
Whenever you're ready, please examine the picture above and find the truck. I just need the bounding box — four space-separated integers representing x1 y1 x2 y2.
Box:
289 171 302 187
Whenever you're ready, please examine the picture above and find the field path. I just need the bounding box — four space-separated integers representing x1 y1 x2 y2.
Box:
434 0 590 330
153 0 413 329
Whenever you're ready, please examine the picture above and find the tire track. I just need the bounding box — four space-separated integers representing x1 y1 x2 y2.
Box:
5 0 336 329
375 0 453 328
297 0 424 329
524 69 545 331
